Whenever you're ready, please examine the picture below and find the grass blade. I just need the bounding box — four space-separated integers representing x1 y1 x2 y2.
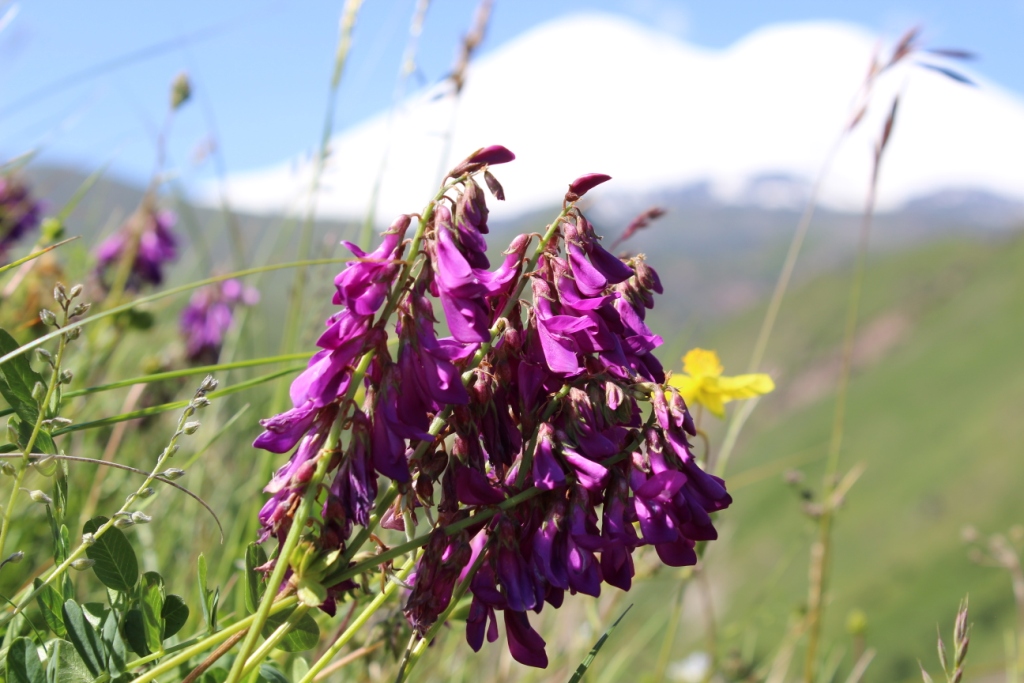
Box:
567 604 633 683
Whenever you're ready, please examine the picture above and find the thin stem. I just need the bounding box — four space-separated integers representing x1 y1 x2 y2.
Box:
223 438 337 683
239 604 312 677
130 595 298 683
803 152 880 683
276 0 364 411
0 303 69 561
300 552 421 683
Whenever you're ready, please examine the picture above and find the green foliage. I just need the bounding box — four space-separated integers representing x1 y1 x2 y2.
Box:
7 637 45 683
82 517 139 593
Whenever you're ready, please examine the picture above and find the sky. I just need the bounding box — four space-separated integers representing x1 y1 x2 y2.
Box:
1 0 1022 187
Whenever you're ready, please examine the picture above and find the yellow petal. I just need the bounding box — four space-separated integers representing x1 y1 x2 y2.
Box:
668 374 700 404
716 373 775 401
699 389 727 418
682 348 723 378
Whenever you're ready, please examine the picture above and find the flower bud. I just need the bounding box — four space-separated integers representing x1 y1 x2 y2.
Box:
192 396 211 410
183 421 201 435
59 370 73 384
39 309 57 326
71 558 96 570
66 327 81 341
113 516 135 529
5 551 24 564
69 303 91 318
136 487 155 498
31 455 57 476
199 375 218 393
69 284 84 300
131 511 152 524
54 284 67 304
81 533 95 546
31 381 46 403
36 348 53 365
565 173 612 203
161 468 186 480
1 462 15 476
171 72 192 110
28 489 52 504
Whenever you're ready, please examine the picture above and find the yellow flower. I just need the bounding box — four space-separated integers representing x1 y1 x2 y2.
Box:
668 348 774 418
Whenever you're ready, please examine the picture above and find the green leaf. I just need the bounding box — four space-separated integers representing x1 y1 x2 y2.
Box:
82 517 138 592
200 668 229 683
566 604 633 683
161 594 189 639
33 578 66 638
244 543 268 614
257 664 290 683
81 602 108 629
123 609 150 657
7 637 45 683
262 609 320 652
0 328 45 424
53 473 68 524
290 657 310 682
45 639 92 683
101 610 128 677
197 553 218 631
61 599 106 677
139 571 165 654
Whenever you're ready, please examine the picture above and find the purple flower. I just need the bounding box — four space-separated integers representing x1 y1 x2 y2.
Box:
179 279 258 362
504 610 548 668
404 530 471 635
0 176 42 259
95 206 179 290
334 216 408 314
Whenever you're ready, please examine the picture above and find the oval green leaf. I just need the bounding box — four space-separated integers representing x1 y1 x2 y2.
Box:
83 517 138 592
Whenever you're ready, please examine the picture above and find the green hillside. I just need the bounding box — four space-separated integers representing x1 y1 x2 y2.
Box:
685 233 1024 681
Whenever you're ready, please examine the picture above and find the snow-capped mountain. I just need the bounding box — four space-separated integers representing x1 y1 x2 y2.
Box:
210 13 1024 221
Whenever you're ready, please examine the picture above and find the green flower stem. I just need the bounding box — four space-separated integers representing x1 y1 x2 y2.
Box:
223 438 338 683
51 365 304 436
0 259 360 371
239 603 312 678
0 236 79 278
300 551 421 683
1 380 214 626
128 595 299 683
0 304 70 562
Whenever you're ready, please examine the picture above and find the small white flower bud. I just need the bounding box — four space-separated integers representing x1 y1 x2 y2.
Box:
69 284 84 300
191 396 212 409
6 551 24 564
59 370 73 384
161 468 186 480
39 309 57 326
183 421 201 435
1 462 15 476
131 512 152 524
199 375 218 393
113 517 135 529
36 348 54 365
54 284 67 304
163 445 179 458
81 533 95 546
136 487 155 498
31 382 47 403
71 558 96 570
66 327 81 341
46 417 72 427
70 303 91 318
28 489 53 505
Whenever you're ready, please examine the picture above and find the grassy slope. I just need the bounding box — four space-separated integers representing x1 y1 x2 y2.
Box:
684 233 1024 681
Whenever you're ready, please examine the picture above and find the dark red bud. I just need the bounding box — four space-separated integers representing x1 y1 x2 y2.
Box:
468 145 515 166
565 173 612 202
483 170 505 200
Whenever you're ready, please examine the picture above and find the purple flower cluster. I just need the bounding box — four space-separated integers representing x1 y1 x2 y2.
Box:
0 175 43 260
252 146 732 668
94 205 179 290
179 279 259 362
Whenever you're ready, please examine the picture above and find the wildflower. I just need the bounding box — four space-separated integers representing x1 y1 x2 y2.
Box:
179 279 259 362
669 348 774 418
94 205 179 290
0 175 43 259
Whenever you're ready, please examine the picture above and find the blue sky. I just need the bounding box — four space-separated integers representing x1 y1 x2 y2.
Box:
1 1 1021 185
